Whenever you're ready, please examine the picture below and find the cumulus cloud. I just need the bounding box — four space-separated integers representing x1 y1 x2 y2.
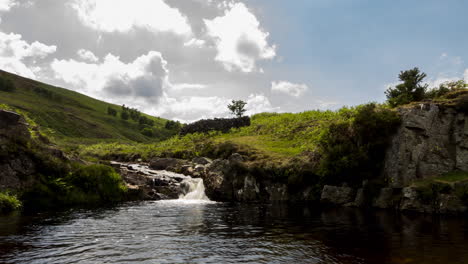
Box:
204 2 275 72
152 93 277 123
0 0 15 11
0 31 56 78
72 0 192 36
77 48 98 62
51 51 168 102
271 81 308 97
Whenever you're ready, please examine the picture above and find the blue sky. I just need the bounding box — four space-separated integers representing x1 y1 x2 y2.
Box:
0 0 467 121
251 0 468 104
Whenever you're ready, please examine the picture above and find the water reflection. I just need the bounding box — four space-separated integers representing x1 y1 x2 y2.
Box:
0 202 467 264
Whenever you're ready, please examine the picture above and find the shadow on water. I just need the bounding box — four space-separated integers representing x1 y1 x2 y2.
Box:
1 201 468 264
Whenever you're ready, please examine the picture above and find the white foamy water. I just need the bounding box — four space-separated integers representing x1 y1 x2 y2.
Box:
177 178 215 204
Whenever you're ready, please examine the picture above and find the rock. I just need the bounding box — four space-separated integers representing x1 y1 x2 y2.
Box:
383 104 466 187
400 187 432 213
373 188 395 209
438 194 467 214
192 157 212 165
353 188 366 207
265 184 288 201
228 153 244 163
0 110 30 143
149 158 181 170
194 164 205 173
235 175 260 201
180 165 194 175
320 185 355 205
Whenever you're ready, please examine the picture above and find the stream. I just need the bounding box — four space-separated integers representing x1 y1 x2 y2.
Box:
1 173 468 263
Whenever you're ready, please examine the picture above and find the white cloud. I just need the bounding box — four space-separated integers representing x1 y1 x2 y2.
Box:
51 51 169 101
464 69 468 82
72 0 192 36
171 83 207 91
245 93 278 114
77 48 98 62
0 0 15 11
0 31 56 78
151 93 277 123
204 2 275 72
183 38 206 48
271 81 308 97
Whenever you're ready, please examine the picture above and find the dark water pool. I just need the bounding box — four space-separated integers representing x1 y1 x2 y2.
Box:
0 200 467 264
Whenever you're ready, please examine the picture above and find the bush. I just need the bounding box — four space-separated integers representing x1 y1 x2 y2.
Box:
141 127 154 137
66 164 127 203
318 103 401 185
0 191 22 214
107 107 117 116
120 111 129 120
0 76 15 92
180 116 251 135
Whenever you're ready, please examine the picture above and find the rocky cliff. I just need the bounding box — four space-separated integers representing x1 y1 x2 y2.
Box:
383 102 468 186
0 110 37 191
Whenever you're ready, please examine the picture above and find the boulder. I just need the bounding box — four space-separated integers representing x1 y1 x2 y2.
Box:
373 188 396 209
400 187 432 213
192 157 212 165
149 158 182 170
228 153 244 163
438 194 467 214
320 185 355 205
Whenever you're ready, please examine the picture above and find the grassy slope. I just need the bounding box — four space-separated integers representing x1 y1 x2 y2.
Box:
79 108 358 162
0 70 175 144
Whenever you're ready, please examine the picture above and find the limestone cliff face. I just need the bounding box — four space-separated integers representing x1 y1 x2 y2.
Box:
383 103 468 187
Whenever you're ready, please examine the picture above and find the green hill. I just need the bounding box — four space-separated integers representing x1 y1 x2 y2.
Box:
0 70 176 144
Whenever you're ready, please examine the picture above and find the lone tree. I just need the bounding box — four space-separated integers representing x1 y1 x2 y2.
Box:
228 100 247 117
385 67 428 107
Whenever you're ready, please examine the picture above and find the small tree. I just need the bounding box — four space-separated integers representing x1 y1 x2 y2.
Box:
107 107 117 116
0 77 15 92
228 100 247 118
120 111 129 120
385 67 428 107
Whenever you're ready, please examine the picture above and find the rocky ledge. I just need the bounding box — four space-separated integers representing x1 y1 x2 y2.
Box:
110 162 199 200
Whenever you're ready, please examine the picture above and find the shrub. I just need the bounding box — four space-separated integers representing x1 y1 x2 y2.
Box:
0 191 22 214
107 107 117 116
318 103 401 185
66 164 127 203
141 127 154 137
0 76 15 92
120 111 129 120
180 116 251 135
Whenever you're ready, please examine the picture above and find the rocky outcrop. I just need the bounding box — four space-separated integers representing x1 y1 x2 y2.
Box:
111 162 190 200
320 185 355 205
0 110 36 191
383 103 468 187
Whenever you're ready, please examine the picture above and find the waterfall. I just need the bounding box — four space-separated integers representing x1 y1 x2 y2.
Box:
179 178 210 201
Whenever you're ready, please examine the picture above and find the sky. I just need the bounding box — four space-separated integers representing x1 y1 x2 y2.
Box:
0 0 467 122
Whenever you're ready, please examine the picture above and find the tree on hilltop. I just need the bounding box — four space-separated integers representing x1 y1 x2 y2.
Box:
228 100 247 118
385 67 428 107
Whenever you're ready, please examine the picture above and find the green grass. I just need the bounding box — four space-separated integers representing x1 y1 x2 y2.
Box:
412 171 468 187
78 107 362 161
0 191 22 214
0 70 176 145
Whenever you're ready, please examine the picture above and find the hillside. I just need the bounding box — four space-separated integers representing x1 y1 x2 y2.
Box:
0 70 177 144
